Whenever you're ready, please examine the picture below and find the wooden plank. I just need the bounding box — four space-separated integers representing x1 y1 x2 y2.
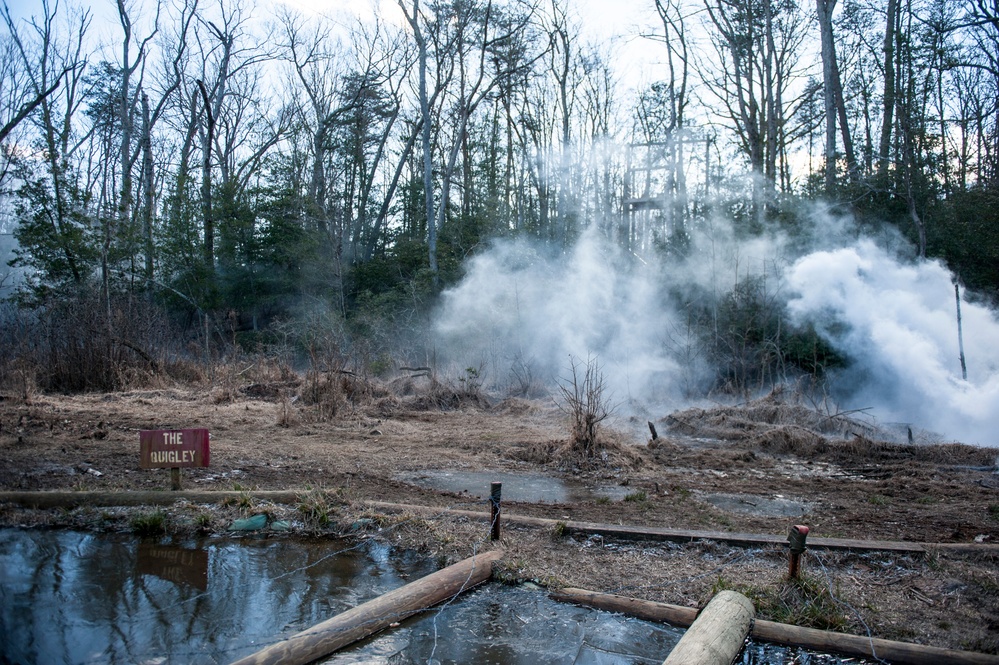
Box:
662 590 754 665
552 587 999 665
229 550 502 665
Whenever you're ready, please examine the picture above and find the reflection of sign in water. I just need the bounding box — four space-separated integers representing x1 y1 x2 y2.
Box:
137 544 209 590
139 429 210 468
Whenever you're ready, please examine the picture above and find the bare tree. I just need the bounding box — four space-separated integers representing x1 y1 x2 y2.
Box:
3 0 92 286
816 0 857 192
700 0 807 224
397 0 439 279
556 354 612 461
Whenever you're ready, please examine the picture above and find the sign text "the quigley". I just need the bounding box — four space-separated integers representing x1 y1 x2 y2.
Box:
139 429 210 469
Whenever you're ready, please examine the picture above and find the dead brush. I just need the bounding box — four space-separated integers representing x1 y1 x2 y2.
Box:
276 394 299 428
554 355 613 466
832 436 997 466
666 387 884 444
749 425 830 456
406 365 490 411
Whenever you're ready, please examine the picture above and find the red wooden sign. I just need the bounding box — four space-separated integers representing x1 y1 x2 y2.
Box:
139 429 210 469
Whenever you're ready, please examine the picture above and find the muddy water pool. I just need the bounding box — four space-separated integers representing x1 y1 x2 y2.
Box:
395 470 632 503
0 528 866 664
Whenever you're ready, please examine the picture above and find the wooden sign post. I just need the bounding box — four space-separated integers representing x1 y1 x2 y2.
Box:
139 429 210 490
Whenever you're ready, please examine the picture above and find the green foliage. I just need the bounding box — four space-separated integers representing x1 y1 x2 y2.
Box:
623 489 648 503
297 487 344 529
194 512 212 530
10 169 99 296
688 273 847 395
927 188 999 299
130 510 167 537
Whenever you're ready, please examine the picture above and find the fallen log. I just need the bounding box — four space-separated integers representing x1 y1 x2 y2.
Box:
552 587 999 665
229 549 502 665
662 590 754 665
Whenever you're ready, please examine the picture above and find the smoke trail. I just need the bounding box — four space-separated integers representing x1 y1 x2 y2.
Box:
785 239 999 444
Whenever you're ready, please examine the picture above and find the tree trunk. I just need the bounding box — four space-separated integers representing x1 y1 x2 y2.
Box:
197 80 215 271
817 0 838 192
879 0 898 176
141 93 154 283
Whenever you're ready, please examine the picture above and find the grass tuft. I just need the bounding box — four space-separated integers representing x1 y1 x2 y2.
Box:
713 574 849 631
130 510 166 537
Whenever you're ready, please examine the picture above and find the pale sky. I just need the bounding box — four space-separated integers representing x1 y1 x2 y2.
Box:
271 0 666 88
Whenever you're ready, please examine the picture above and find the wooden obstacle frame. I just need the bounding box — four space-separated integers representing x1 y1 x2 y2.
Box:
2 490 998 664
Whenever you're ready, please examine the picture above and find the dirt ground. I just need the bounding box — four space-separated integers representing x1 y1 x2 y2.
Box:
1 380 998 656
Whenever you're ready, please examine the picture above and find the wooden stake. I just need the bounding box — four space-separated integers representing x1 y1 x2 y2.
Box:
229 550 502 665
662 590 754 665
170 467 181 491
955 282 968 380
490 482 502 541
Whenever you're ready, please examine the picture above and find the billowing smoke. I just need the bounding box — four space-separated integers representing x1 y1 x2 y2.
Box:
433 226 684 413
786 239 999 445
432 213 999 445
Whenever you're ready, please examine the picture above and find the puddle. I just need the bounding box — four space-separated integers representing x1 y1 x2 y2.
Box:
702 492 812 517
332 585 873 664
0 528 869 664
0 527 435 664
329 584 684 664
397 470 632 503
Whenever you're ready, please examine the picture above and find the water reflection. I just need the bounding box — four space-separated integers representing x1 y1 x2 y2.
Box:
137 543 209 589
1 529 873 665
0 528 434 664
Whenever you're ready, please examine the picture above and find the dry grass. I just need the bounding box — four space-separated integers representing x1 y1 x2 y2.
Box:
662 388 999 467
666 390 882 441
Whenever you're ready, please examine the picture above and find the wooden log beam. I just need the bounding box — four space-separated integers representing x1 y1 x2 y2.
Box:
662 590 754 665
552 587 999 665
229 549 502 665
363 500 999 556
1 493 996 556
550 587 699 627
0 490 305 508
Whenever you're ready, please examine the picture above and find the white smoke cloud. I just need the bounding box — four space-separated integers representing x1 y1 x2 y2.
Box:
432 211 999 445
433 226 683 410
786 240 999 445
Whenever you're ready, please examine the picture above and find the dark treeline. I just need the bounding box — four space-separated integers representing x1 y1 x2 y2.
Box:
0 0 997 394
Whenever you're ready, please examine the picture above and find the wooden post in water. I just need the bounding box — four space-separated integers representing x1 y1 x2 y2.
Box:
229 549 502 665
662 590 754 665
490 482 502 541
